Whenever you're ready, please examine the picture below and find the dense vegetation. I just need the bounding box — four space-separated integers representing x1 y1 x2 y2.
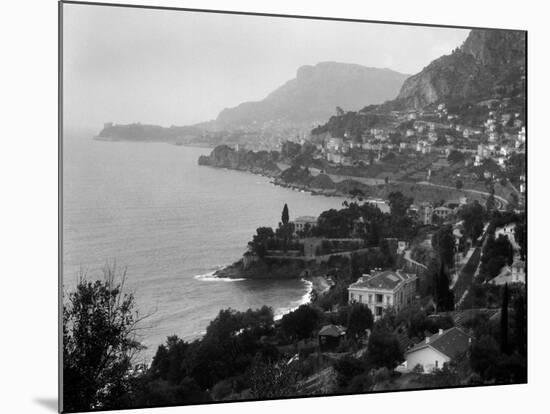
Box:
62 198 526 411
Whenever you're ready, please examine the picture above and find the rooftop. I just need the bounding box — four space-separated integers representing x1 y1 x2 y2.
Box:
349 270 416 291
405 327 472 359
318 324 346 337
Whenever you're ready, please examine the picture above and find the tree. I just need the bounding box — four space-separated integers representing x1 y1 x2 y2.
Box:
480 234 514 280
513 294 526 356
250 359 298 399
379 238 395 268
470 335 500 380
459 201 485 241
500 283 509 354
346 303 374 339
486 194 497 215
281 203 289 226
388 191 413 218
149 336 189 384
349 188 365 201
248 227 275 258
333 355 367 388
63 265 146 411
366 325 403 370
448 150 465 164
280 305 320 341
514 219 527 260
432 225 455 268
433 260 454 312
315 208 354 238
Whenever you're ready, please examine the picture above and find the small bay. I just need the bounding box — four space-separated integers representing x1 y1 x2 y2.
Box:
63 130 346 362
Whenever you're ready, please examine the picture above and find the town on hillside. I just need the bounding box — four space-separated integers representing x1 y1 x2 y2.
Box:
200 97 525 213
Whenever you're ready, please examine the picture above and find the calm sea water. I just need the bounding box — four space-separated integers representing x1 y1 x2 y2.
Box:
62 130 347 362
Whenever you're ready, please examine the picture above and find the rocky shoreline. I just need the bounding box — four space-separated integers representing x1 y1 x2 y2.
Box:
212 259 333 314
271 177 347 198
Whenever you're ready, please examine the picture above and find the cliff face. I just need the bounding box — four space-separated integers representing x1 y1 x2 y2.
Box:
198 145 281 177
395 29 526 109
215 62 409 128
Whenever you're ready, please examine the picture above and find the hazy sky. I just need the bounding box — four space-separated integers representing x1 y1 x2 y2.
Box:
63 3 470 129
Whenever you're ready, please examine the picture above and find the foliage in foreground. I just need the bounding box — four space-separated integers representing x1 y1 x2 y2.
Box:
63 265 146 412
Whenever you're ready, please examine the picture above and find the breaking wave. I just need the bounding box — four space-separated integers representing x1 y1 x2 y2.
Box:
193 269 245 282
274 278 313 321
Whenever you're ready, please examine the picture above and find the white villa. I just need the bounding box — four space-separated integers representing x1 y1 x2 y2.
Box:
494 223 519 250
348 270 417 319
404 327 473 373
293 216 318 234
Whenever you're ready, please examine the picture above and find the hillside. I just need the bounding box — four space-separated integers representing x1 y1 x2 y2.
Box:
215 62 409 129
394 29 526 109
198 145 281 177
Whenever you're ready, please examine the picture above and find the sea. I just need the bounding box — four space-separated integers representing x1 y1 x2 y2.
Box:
62 129 349 362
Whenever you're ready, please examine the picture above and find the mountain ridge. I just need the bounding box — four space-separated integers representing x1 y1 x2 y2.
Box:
214 61 410 129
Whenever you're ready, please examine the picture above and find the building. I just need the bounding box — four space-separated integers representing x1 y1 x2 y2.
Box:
341 156 353 166
418 202 434 225
494 223 519 250
404 327 473 372
518 127 526 143
318 324 347 351
490 259 526 285
326 137 344 152
348 270 417 319
397 241 408 254
433 206 453 221
293 216 318 234
511 259 526 281
327 152 342 164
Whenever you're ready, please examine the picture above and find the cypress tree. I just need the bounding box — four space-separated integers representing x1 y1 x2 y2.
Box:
500 283 509 354
282 203 289 225
513 293 526 356
434 260 454 312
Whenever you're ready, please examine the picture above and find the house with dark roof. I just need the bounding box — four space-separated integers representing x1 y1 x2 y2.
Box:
348 270 417 320
404 327 473 373
318 324 346 351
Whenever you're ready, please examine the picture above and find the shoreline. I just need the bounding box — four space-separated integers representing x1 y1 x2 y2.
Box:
190 267 331 334
195 265 331 321
93 135 215 149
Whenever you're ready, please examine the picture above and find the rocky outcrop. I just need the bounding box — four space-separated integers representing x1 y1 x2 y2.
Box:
395 29 526 109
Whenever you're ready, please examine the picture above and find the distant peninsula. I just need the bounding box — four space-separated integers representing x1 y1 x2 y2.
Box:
95 122 219 147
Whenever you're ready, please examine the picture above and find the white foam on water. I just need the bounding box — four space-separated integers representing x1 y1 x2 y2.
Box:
274 278 313 321
193 269 245 282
